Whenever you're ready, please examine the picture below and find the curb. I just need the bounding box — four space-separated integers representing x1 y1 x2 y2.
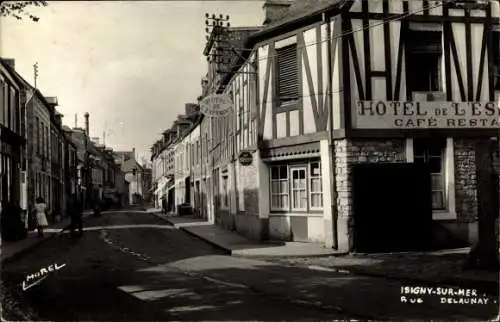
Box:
150 213 352 259
148 212 234 255
178 226 233 255
232 251 349 259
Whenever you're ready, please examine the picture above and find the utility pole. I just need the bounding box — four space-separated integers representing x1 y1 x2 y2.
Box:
464 2 499 270
33 62 38 89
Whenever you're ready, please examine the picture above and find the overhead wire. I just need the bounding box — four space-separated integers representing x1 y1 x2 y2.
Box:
153 0 451 146
212 0 449 107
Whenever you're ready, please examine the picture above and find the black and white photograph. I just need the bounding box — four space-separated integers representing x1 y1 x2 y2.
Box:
1 0 500 320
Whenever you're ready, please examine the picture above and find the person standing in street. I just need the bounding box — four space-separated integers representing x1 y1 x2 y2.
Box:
69 194 83 237
34 197 48 238
161 195 167 215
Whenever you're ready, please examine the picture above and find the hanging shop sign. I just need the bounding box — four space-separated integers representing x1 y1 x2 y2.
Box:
200 94 233 117
238 151 253 166
354 101 500 129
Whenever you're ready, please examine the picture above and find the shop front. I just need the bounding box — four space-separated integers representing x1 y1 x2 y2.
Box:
335 100 500 253
260 141 333 244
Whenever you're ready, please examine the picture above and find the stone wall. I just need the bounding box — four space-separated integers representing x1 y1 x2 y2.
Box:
453 139 478 222
334 139 406 218
334 138 406 251
234 152 262 241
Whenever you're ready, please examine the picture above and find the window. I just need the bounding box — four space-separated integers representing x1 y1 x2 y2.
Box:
3 82 8 125
270 165 289 210
493 30 499 90
291 167 307 210
35 117 39 153
309 162 323 209
271 161 323 212
0 79 4 125
414 138 446 210
9 87 15 130
276 43 299 105
222 175 228 207
406 30 442 92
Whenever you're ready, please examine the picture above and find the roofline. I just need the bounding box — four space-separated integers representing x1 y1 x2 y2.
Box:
0 59 22 90
249 0 349 44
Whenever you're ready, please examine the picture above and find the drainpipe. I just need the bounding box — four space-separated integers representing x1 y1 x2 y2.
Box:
231 89 238 230
324 12 339 249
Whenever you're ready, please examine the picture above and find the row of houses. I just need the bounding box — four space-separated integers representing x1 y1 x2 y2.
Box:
0 58 130 234
151 0 500 253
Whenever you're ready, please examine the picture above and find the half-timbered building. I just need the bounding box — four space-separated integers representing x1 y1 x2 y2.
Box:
203 0 500 252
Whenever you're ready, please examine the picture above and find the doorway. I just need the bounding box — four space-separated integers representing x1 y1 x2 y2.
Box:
351 163 433 253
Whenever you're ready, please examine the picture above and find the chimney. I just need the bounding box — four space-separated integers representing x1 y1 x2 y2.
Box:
185 103 198 115
132 148 136 160
84 112 89 137
44 96 58 108
263 0 294 25
3 58 15 70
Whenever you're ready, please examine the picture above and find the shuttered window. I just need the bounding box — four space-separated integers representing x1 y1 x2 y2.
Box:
276 44 299 104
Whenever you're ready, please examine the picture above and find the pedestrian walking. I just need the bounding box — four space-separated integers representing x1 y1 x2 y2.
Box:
34 197 48 238
161 195 167 215
69 194 83 237
93 199 101 217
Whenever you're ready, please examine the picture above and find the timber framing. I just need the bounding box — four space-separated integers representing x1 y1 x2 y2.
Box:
341 0 499 134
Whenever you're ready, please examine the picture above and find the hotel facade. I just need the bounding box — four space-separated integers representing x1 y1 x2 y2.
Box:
152 0 500 252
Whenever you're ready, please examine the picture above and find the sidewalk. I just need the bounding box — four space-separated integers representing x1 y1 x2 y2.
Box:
151 212 346 258
151 212 499 295
1 210 93 265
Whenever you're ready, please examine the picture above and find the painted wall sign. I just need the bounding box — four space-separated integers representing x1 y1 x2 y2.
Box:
354 101 500 129
239 151 253 166
199 94 233 117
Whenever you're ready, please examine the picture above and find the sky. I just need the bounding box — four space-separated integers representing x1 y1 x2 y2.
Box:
1 0 264 164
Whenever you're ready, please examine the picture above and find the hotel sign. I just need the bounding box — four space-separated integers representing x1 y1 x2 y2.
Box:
355 101 500 129
200 94 233 118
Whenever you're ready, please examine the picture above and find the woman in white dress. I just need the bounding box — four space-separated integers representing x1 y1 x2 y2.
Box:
35 196 48 238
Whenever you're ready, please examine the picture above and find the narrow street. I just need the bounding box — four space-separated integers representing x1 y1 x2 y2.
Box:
1 210 498 321
1 211 348 321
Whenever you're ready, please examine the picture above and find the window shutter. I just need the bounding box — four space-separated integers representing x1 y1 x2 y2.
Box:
276 44 299 103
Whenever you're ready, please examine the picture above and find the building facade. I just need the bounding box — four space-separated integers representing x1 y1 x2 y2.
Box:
220 1 499 250
115 149 145 205
0 59 24 212
147 0 499 252
186 0 500 252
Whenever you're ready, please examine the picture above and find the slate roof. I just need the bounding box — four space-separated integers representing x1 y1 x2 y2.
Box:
251 0 344 40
